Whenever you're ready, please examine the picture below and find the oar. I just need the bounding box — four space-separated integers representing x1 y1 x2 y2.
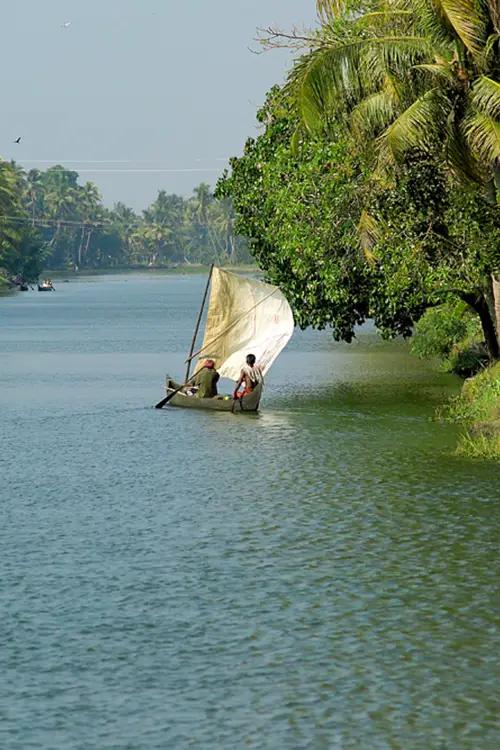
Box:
154 382 187 409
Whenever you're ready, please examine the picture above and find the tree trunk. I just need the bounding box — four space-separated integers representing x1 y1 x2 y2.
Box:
493 273 500 347
83 228 92 265
462 290 500 361
77 226 85 266
49 221 61 248
227 218 235 261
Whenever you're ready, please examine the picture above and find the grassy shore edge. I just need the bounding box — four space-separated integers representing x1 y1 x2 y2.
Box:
443 362 500 460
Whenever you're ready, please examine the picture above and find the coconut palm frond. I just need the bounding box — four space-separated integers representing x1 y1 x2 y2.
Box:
350 89 398 138
360 43 424 96
363 37 431 87
299 53 343 132
360 46 392 92
446 121 487 184
297 35 430 131
471 76 500 119
437 0 487 56
316 0 361 22
463 110 500 162
383 88 451 159
411 0 455 48
486 0 500 33
384 71 407 102
482 33 500 64
372 136 399 181
413 62 455 81
357 210 382 264
378 36 430 70
316 0 337 21
290 125 305 156
354 10 415 34
298 45 364 131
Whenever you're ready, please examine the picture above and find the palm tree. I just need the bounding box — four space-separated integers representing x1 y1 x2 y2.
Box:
0 161 24 271
269 0 499 354
77 182 101 266
192 183 213 225
283 0 499 196
211 197 237 261
191 183 223 260
111 202 138 262
25 169 45 227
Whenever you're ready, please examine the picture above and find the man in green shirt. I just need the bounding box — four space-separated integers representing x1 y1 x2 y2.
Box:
193 359 220 398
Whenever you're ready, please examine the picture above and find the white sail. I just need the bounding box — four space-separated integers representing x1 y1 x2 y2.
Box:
194 268 294 381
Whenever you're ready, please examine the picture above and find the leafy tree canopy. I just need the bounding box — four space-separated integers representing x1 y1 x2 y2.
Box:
218 85 500 356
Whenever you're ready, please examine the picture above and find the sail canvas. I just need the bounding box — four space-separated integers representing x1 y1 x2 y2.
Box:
194 268 294 381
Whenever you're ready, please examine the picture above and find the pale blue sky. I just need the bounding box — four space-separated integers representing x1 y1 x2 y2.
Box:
1 1 315 209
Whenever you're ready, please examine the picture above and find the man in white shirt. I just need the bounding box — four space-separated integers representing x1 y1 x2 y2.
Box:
233 353 263 400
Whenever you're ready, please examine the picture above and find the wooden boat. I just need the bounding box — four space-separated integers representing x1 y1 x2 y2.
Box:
155 265 294 412
165 378 262 412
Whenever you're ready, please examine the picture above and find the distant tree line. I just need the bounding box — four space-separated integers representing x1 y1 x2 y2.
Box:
0 162 251 283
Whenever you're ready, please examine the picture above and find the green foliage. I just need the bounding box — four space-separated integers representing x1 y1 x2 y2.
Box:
219 86 500 353
442 362 500 459
411 303 476 360
248 1 500 359
411 302 487 375
448 343 490 378
0 161 46 282
0 160 250 275
456 431 500 460
14 229 50 282
218 89 372 341
285 0 500 197
445 362 500 422
366 152 500 335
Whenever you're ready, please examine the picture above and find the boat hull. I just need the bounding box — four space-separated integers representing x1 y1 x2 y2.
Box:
165 378 261 412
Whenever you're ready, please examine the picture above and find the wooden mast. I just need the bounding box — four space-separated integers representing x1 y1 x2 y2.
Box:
184 263 214 383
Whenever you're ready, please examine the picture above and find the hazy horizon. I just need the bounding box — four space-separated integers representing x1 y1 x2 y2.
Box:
1 1 315 211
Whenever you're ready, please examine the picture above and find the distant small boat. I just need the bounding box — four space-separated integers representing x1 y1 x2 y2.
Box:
9 275 29 291
38 282 55 292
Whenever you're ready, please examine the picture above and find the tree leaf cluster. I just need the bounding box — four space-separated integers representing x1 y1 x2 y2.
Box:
218 85 500 355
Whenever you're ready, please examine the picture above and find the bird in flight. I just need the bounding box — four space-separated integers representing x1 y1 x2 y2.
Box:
14 136 21 144
61 21 72 28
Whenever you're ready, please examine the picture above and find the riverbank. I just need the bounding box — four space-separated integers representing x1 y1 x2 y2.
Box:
0 271 16 292
444 362 500 459
43 263 258 278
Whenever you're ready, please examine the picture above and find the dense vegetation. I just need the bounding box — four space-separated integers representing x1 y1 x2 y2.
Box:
0 162 250 284
218 0 500 363
442 361 500 458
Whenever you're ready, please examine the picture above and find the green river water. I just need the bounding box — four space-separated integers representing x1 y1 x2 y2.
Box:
0 273 498 749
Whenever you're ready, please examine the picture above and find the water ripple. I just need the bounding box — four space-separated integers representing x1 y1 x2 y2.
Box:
1 275 499 749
